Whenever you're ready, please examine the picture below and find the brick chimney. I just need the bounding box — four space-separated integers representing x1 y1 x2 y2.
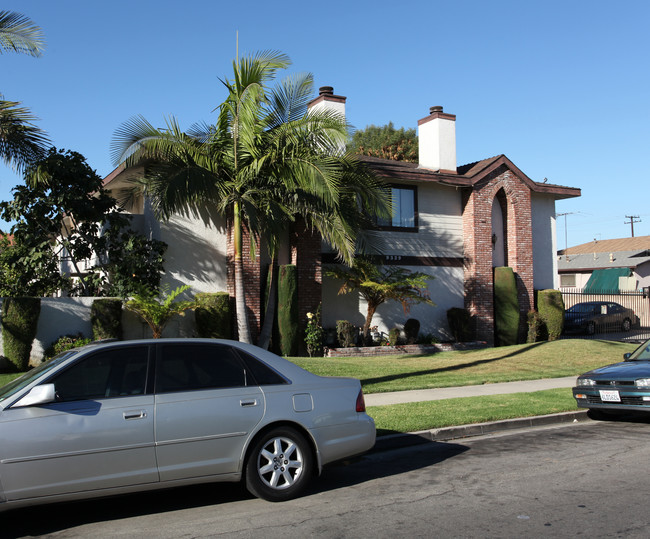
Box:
417 106 457 174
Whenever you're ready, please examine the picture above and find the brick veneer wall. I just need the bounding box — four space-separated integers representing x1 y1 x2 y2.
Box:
290 220 323 350
462 165 534 344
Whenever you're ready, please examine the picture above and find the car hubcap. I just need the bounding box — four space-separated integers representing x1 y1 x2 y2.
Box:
257 436 303 489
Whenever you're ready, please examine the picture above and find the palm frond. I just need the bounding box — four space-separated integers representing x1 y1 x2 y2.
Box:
0 10 45 57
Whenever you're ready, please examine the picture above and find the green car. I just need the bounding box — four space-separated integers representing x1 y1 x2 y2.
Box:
573 338 650 417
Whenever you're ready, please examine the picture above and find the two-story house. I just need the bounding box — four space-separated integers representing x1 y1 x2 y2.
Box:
103 87 580 344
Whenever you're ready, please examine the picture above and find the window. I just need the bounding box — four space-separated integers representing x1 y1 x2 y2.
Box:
377 186 417 230
51 346 149 401
157 344 247 393
239 352 289 386
560 274 576 287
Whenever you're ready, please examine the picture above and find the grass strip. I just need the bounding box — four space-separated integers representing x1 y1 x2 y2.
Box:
367 388 578 436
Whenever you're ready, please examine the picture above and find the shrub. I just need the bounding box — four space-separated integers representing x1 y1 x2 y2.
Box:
527 310 542 343
388 327 401 346
537 289 565 341
1 297 41 371
404 318 420 344
305 305 324 357
447 307 472 342
45 333 92 359
278 265 299 356
494 267 520 346
195 292 232 339
91 299 123 341
336 320 357 348
416 333 439 345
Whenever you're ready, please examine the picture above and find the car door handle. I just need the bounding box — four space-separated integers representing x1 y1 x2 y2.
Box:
240 399 258 407
123 410 147 420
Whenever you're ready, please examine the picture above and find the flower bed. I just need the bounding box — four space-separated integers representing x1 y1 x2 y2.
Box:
325 341 488 358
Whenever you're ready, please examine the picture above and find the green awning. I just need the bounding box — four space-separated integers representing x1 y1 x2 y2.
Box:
583 267 631 293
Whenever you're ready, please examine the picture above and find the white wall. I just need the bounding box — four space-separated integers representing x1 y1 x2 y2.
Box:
531 193 558 290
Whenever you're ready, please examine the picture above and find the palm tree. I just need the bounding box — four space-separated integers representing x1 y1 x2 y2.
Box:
326 257 435 344
0 10 48 171
112 50 389 345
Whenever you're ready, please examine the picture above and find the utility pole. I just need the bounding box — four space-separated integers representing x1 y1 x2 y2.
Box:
624 215 641 237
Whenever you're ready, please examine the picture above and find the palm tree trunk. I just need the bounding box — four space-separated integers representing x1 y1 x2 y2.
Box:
363 303 379 345
234 201 252 343
257 257 277 350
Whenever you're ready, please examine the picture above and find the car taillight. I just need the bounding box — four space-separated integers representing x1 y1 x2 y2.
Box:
356 388 366 413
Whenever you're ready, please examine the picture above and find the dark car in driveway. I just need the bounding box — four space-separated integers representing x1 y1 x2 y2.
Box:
564 301 636 335
573 338 650 416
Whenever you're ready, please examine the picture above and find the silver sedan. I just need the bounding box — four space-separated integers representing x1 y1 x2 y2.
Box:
0 339 375 510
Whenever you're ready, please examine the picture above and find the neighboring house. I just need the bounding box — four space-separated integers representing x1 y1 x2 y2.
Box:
103 87 580 344
558 236 650 292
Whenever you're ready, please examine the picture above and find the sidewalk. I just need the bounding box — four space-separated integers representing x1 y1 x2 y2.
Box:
366 376 589 452
364 376 577 406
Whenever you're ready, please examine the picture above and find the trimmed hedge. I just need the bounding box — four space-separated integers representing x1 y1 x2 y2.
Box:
278 265 299 356
1 297 41 371
91 299 123 341
494 267 520 346
447 307 472 342
195 292 232 339
537 289 565 340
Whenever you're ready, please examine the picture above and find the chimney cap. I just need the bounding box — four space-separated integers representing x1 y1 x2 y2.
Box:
319 86 334 96
429 106 444 114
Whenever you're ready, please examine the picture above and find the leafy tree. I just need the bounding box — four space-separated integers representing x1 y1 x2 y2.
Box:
0 10 49 172
0 148 166 297
326 257 435 343
124 285 196 339
112 50 390 345
349 122 418 162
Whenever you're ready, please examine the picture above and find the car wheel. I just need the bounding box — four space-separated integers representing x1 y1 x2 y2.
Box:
587 409 618 421
245 427 313 502
621 318 632 332
586 321 596 335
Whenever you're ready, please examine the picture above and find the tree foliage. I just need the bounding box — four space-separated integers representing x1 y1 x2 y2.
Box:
326 257 434 342
0 148 166 297
349 122 418 162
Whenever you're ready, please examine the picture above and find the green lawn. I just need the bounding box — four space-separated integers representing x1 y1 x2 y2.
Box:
368 388 578 436
291 339 636 394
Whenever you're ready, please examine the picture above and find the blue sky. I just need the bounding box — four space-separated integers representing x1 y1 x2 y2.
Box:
2 0 649 247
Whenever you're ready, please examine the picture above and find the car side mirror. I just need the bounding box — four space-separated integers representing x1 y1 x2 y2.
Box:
13 384 56 407
623 353 632 361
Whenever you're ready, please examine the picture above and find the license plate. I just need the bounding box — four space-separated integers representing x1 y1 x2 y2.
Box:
599 390 621 402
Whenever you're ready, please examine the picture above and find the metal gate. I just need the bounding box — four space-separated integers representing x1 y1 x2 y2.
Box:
559 288 650 342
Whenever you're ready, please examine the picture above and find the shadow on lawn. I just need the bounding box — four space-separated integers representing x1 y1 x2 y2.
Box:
360 342 547 387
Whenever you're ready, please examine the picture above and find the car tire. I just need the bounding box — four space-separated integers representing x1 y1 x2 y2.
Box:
587 409 616 421
586 321 596 335
621 318 632 332
245 426 313 502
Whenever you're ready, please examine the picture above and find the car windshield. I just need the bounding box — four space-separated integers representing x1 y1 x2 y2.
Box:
628 339 650 361
0 350 79 404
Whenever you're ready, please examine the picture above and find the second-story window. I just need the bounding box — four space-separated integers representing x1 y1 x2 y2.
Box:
377 185 417 231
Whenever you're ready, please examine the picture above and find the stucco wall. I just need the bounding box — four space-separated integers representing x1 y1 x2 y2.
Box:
144 202 228 293
531 193 558 290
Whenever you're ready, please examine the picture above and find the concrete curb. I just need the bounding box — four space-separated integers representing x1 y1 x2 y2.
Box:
372 410 590 452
